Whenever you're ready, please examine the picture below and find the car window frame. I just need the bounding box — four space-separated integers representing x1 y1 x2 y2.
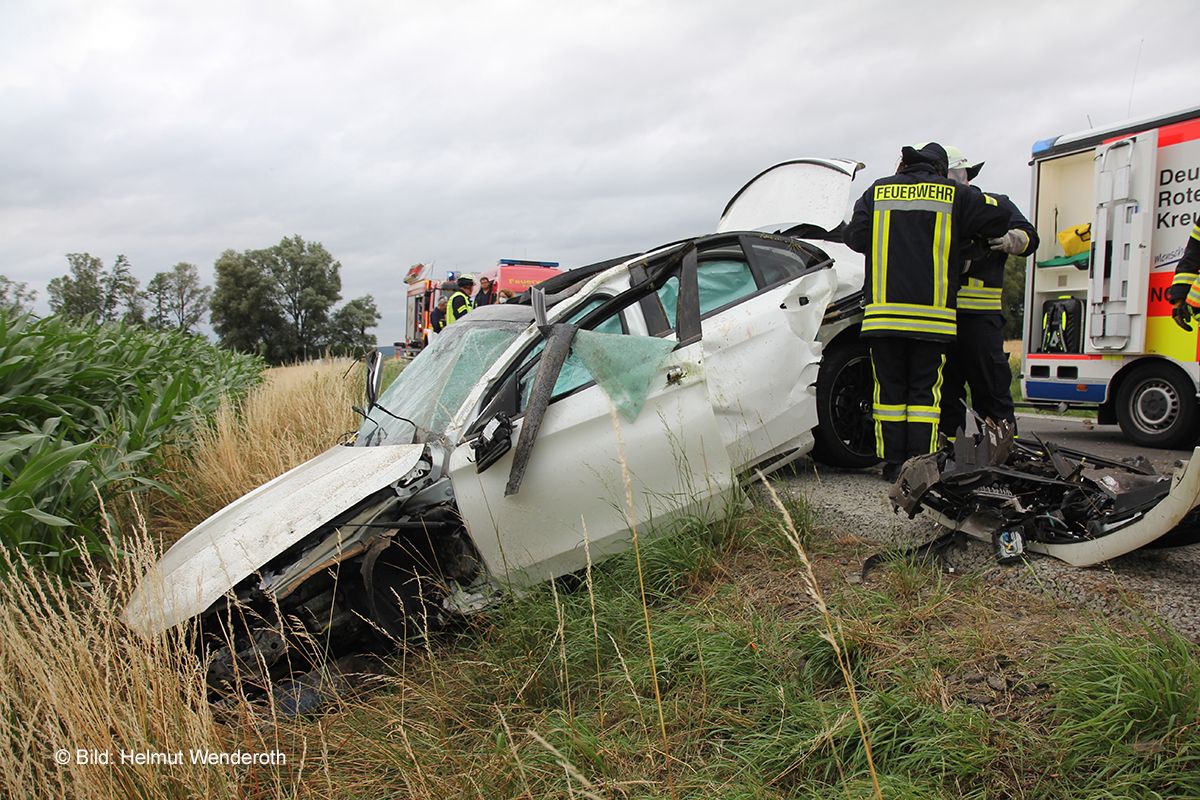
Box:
469 234 835 432
470 244 697 429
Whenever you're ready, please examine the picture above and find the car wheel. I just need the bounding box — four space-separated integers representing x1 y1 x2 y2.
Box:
1115 361 1200 449
811 336 881 468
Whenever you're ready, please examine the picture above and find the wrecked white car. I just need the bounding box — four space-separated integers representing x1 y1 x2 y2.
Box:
123 159 880 684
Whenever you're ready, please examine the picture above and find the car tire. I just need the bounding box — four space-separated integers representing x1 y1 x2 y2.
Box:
1115 361 1200 449
811 336 881 468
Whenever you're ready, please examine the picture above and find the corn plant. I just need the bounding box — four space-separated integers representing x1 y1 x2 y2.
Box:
0 309 263 573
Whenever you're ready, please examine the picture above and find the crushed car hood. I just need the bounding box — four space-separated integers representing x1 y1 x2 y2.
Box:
123 444 424 635
716 158 864 235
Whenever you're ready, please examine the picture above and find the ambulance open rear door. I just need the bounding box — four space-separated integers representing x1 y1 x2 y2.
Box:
1088 129 1158 353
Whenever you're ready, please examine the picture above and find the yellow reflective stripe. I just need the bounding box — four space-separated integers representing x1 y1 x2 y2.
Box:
983 193 999 206
1173 272 1199 286
929 354 946 451
1192 223 1200 242
872 209 884 301
872 358 884 457
931 210 944 305
966 277 985 288
873 408 907 422
1187 283 1200 308
881 210 891 302
939 211 952 306
958 297 1003 311
861 319 957 336
958 286 1003 297
865 303 956 320
907 409 941 422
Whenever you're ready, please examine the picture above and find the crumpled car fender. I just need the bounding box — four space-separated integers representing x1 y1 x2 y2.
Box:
920 446 1200 567
123 443 426 635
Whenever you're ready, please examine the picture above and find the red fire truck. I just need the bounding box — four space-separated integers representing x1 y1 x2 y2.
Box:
403 260 562 347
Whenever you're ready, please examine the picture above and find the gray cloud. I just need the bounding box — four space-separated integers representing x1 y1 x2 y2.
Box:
1 1 1196 344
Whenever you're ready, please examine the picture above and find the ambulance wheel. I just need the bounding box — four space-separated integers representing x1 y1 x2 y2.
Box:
811 337 881 468
1115 362 1199 449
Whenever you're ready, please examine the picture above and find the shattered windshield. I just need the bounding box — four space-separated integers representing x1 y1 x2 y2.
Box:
357 320 526 445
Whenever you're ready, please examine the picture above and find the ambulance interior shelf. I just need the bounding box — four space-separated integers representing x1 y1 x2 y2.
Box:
1036 252 1090 269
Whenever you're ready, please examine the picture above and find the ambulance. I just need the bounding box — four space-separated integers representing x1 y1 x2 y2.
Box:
1022 106 1200 447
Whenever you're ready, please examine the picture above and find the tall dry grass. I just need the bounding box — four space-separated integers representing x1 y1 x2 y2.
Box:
0 516 313 799
153 359 365 542
0 358 396 799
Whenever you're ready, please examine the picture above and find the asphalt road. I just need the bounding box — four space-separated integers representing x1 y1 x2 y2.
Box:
1014 412 1195 473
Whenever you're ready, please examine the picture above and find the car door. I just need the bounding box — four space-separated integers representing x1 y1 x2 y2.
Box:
446 259 737 589
653 235 838 472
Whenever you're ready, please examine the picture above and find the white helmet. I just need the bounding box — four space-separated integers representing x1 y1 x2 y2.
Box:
943 145 984 180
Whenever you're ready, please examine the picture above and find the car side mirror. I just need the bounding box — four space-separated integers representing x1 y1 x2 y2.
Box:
365 350 383 408
471 413 513 473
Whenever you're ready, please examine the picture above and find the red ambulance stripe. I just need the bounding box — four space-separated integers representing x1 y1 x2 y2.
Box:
1025 354 1102 360
1102 117 1200 147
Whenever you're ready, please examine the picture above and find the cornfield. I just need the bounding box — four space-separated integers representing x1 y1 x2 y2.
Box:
0 309 263 574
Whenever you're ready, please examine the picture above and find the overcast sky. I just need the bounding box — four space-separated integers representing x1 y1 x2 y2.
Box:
1 1 1196 346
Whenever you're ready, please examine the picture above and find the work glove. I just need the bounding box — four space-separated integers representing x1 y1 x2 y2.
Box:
1172 300 1194 332
988 229 1030 255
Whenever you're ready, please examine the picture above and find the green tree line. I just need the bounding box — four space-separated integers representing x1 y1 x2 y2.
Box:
2 234 381 363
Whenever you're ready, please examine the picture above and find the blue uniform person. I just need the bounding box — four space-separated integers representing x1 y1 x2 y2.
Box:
937 145 1039 437
845 143 1010 481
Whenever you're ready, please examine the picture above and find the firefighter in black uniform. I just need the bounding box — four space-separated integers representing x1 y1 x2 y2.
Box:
845 143 1010 481
937 145 1039 438
1166 222 1200 330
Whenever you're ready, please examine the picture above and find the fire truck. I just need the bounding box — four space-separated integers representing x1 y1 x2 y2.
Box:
478 259 562 296
403 260 562 347
1022 105 1200 447
402 264 453 348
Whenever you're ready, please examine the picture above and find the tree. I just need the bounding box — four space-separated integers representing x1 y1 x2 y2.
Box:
0 276 36 313
1002 254 1027 340
47 253 143 323
327 295 381 356
210 236 350 363
146 262 211 332
145 272 172 329
210 248 287 361
262 235 342 360
47 253 103 320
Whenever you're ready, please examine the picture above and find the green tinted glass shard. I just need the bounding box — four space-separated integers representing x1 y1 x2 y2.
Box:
569 330 677 422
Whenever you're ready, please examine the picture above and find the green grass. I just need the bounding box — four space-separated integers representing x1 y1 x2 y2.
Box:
265 489 1198 799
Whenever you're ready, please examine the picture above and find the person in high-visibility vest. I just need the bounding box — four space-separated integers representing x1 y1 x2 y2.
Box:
446 276 474 324
1167 223 1200 330
937 145 1039 438
845 142 1010 482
